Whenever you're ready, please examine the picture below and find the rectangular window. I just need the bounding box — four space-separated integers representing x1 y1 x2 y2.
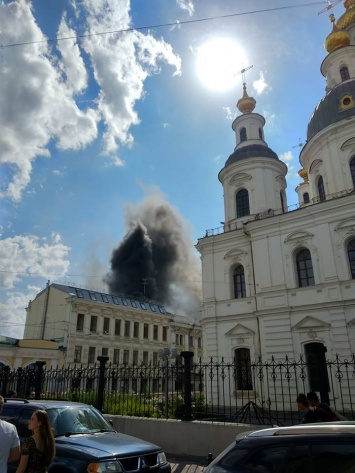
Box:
74 345 82 363
198 337 202 348
76 313 84 331
123 350 129 365
90 315 97 333
101 294 109 303
162 326 168 342
89 292 97 300
122 299 129 306
76 289 84 298
102 347 108 356
153 352 158 366
150 305 157 312
144 323 149 339
113 349 120 364
189 336 194 347
143 351 149 365
153 325 158 341
140 303 147 310
133 322 139 338
133 350 138 365
124 321 130 337
103 317 110 334
176 334 180 345
115 319 121 336
88 347 96 364
112 297 120 305
131 300 137 308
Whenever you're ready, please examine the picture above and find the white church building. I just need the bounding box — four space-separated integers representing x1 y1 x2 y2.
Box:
196 1 355 399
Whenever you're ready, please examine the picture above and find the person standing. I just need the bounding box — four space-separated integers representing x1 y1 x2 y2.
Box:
15 409 56 473
296 394 319 424
306 392 340 422
0 395 20 473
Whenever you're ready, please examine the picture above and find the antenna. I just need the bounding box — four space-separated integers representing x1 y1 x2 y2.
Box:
318 0 342 15
236 65 253 83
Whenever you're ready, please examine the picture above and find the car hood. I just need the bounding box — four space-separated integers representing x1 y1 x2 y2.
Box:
55 431 161 459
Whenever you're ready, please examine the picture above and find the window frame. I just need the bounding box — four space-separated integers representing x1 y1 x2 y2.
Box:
236 189 250 218
296 248 315 287
233 265 246 299
347 238 355 279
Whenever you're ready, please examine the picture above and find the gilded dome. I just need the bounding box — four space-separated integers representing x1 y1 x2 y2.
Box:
237 83 256 114
336 0 355 29
298 168 309 183
325 14 351 53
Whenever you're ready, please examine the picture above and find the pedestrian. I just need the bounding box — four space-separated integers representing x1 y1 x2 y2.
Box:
29 391 36 400
306 391 340 422
15 409 56 473
0 395 20 473
8 390 17 398
296 393 318 424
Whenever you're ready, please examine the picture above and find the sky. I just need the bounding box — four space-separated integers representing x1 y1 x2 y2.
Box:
0 0 343 339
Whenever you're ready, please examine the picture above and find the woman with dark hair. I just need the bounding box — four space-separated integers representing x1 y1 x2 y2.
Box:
16 409 56 473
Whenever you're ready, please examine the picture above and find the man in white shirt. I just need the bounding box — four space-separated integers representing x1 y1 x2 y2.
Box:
0 395 20 473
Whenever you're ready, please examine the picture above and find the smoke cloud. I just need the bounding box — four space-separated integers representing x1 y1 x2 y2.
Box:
105 191 202 318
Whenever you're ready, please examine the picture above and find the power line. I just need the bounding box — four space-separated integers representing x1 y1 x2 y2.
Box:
1 2 326 49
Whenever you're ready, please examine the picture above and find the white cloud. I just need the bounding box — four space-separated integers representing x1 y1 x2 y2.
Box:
0 287 40 339
253 72 271 95
0 0 181 201
176 0 195 16
223 106 234 120
0 233 70 289
280 151 293 162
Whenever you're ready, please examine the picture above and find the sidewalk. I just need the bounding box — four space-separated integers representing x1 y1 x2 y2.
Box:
168 454 207 473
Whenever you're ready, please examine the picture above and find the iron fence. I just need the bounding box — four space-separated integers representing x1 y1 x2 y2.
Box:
1 352 355 426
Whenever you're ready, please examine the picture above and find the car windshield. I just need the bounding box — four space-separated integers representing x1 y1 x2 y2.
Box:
47 406 115 436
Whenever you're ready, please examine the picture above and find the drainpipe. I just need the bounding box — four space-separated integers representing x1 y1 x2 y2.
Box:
242 226 262 357
40 280 50 340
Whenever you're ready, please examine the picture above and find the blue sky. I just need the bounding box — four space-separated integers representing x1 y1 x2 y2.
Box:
0 0 341 338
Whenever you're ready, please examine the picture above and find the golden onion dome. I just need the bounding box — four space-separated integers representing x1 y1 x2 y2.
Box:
237 83 256 114
325 14 351 53
298 168 309 183
336 0 355 29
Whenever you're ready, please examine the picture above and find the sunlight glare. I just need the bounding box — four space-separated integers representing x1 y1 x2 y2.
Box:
196 38 247 92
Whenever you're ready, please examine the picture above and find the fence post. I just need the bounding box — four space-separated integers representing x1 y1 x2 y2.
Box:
35 361 46 399
181 351 194 421
97 356 109 412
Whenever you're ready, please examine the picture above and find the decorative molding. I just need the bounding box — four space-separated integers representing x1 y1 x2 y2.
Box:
284 231 314 245
224 249 248 260
229 173 252 186
309 159 323 174
340 137 355 151
292 315 330 331
225 323 255 337
335 218 355 236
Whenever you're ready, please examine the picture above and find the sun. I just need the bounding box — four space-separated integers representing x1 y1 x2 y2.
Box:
195 38 247 92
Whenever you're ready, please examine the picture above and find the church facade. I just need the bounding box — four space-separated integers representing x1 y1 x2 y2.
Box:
196 1 355 401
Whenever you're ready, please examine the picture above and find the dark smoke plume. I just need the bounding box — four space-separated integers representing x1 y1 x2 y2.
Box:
105 192 202 318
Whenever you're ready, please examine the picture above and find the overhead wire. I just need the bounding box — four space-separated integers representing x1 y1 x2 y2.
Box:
1 2 327 49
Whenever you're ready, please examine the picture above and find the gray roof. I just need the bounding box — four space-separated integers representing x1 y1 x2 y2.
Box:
224 144 279 168
51 283 171 316
307 79 355 140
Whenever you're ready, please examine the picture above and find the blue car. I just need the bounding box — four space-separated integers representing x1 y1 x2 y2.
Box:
1 399 171 473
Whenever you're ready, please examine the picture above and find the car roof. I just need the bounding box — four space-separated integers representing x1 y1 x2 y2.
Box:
244 422 355 439
3 399 92 409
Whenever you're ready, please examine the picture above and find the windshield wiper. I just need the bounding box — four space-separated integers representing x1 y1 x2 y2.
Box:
91 429 114 433
55 431 88 438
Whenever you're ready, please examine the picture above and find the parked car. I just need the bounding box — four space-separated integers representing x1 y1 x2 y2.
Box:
1 399 171 473
205 423 355 473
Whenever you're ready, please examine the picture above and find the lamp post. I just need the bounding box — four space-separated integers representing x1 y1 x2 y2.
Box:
158 348 177 418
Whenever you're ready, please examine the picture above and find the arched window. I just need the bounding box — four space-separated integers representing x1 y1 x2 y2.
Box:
340 66 350 82
258 127 263 139
234 348 252 390
233 265 246 299
240 127 247 142
280 191 285 213
350 156 355 187
317 176 326 201
303 192 310 204
236 189 250 218
296 249 315 287
348 239 355 279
